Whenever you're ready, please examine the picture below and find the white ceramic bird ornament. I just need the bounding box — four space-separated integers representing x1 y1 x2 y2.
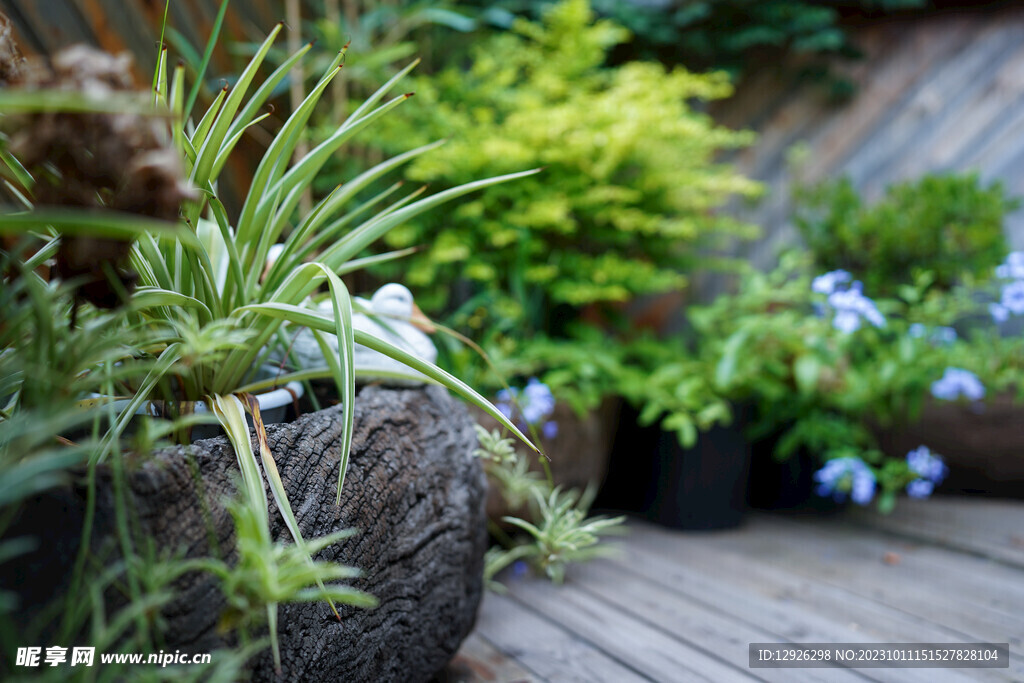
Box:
290 283 438 386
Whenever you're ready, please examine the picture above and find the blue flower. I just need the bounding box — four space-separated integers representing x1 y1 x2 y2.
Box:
812 270 852 295
1002 280 1024 315
930 367 985 401
496 378 557 430
909 323 926 338
906 479 935 498
520 377 556 425
991 303 1010 324
995 251 1024 280
832 309 862 333
542 420 559 439
826 281 886 333
814 457 877 505
906 445 948 483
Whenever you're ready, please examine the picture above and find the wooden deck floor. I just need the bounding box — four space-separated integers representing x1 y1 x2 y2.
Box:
442 497 1024 682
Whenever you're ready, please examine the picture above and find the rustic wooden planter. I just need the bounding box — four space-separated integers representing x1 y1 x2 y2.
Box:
4 386 487 682
874 394 1024 497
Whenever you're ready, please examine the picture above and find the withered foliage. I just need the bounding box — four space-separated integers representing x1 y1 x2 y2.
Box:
0 14 24 86
3 30 192 310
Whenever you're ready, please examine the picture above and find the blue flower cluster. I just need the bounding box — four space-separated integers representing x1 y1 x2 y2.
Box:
905 446 948 499
990 251 1024 323
496 377 558 439
813 457 876 505
812 270 886 333
930 367 985 401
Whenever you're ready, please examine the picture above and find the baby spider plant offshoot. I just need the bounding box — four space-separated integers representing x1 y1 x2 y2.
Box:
474 426 626 588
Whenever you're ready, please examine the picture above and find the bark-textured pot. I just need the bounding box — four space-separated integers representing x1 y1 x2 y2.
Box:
3 386 487 682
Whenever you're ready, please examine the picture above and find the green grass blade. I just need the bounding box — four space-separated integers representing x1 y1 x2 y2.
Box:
0 90 153 114
349 58 420 122
152 48 168 107
322 168 542 268
263 93 413 221
335 247 419 275
224 41 314 143
210 394 269 524
0 209 198 247
211 111 271 179
130 286 213 320
189 85 227 152
0 147 34 193
235 54 345 247
190 23 283 202
184 0 230 122
151 0 171 95
241 394 342 621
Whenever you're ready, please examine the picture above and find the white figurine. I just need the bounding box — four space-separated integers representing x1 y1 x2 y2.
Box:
289 283 437 385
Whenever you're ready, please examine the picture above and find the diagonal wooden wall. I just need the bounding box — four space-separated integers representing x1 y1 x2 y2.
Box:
713 6 1024 280
0 0 280 79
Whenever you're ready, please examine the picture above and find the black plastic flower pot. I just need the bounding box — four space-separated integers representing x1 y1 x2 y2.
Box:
745 438 845 514
597 403 751 530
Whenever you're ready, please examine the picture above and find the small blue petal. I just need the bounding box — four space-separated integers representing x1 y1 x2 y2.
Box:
906 479 934 498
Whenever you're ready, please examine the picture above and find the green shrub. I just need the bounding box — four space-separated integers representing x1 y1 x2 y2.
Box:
794 173 1018 296
687 251 1024 510
357 0 760 331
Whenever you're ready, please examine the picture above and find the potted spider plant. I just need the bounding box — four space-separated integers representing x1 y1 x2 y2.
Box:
0 21 537 673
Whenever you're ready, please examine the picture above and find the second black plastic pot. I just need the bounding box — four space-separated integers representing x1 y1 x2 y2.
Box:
597 404 751 530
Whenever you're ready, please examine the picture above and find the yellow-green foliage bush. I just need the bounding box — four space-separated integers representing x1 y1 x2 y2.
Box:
362 0 760 331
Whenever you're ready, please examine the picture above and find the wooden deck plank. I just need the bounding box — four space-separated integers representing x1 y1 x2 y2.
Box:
501 572 758 682
436 632 537 683
616 525 991 683
686 516 1024 671
614 528 991 679
847 497 1024 569
455 499 1023 681
565 557 869 683
472 591 650 683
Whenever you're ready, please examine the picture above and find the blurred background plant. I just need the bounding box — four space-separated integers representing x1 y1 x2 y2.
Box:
685 248 1024 511
459 0 930 96
297 0 761 453
794 172 1019 296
